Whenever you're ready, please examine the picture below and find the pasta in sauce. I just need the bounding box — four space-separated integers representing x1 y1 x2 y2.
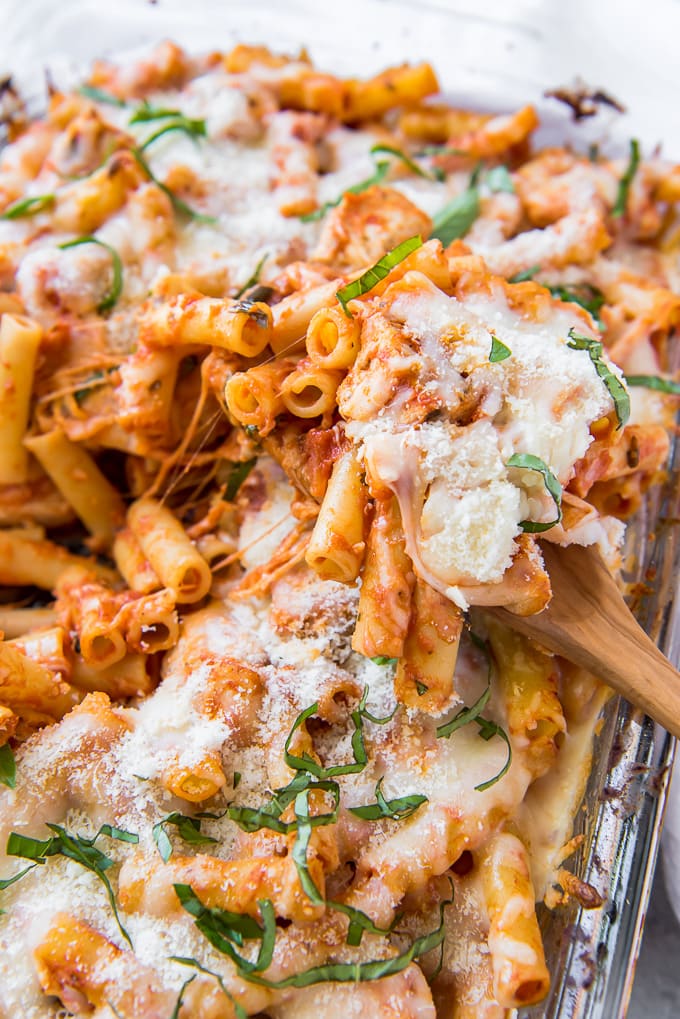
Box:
0 39 677 1018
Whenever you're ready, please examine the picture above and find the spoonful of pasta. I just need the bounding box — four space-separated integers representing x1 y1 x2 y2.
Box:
487 542 680 739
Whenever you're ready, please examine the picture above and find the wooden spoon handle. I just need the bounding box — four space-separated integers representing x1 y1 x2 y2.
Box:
488 543 680 739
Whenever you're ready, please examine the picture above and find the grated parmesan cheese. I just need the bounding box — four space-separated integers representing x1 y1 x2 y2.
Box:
346 282 621 602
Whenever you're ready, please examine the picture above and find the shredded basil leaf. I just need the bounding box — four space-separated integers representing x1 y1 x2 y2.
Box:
349 777 427 822
332 156 390 198
231 299 270 329
624 374 680 395
129 102 182 123
139 118 207 151
247 890 452 989
78 85 126 107
506 452 563 533
507 268 605 324
1 194 54 220
170 975 196 1019
7 823 135 945
369 144 439 181
302 160 391 222
412 147 462 180
436 685 491 740
74 370 106 405
153 823 173 863
132 105 206 150
291 788 342 908
484 165 514 193
174 884 276 974
613 138 640 218
358 686 398 726
130 102 205 135
6 832 53 859
73 366 118 406
489 336 511 363
249 291 277 318
228 774 340 835
415 680 428 696
0 862 36 891
429 942 446 984
233 771 242 789
567 328 630 428
234 254 269 298
283 703 358 778
370 656 397 666
170 957 248 1019
224 807 289 837
96 824 139 844
58 236 123 313
175 884 267 942
292 788 395 946
283 687 394 779
547 283 605 327
9 827 131 943
436 660 512 794
131 147 216 224
7 823 138 857
436 633 493 739
194 808 229 821
508 265 540 283
0 744 16 789
430 188 480 246
225 458 256 502
153 813 218 863
468 630 488 655
177 856 453 989
336 235 422 316
414 145 466 157
468 162 484 189
473 719 513 791
302 143 441 223
60 143 120 182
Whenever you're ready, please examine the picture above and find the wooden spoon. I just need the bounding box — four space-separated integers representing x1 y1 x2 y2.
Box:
487 542 680 738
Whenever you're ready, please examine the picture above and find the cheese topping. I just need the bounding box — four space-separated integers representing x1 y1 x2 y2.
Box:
0 38 675 1019
345 284 617 605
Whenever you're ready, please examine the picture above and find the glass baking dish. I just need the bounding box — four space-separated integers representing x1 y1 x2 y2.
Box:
1 2 678 1015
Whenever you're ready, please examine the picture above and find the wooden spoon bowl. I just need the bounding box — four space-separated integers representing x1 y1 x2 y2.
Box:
488 542 680 739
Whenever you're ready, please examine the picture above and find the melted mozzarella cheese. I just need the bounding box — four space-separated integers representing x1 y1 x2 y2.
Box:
515 684 612 900
17 243 114 318
346 282 621 603
237 460 298 571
